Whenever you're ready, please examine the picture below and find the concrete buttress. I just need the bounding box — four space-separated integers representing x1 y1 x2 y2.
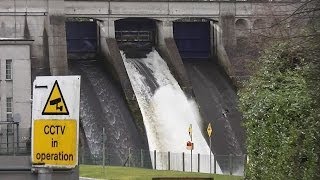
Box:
45 0 68 75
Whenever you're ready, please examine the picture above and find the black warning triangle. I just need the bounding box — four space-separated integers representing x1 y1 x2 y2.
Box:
42 80 69 115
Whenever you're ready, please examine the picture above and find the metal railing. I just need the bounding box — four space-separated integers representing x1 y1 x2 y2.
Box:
0 125 246 176
79 148 246 176
115 31 154 43
65 0 304 3
79 128 246 176
0 126 31 156
79 126 246 176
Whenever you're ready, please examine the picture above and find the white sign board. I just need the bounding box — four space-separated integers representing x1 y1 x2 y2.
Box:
31 76 80 168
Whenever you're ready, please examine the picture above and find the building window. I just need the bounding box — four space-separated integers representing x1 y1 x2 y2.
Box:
6 59 12 80
6 97 13 121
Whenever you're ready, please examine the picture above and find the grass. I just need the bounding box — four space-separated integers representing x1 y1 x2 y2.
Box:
80 165 244 180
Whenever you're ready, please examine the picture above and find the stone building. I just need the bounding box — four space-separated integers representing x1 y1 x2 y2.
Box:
0 39 32 153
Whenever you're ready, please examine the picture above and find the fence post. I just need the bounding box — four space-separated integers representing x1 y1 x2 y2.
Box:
103 128 106 166
141 149 144 168
191 149 192 172
214 154 216 174
6 127 9 154
128 148 131 167
229 154 233 175
154 150 157 170
13 125 15 156
244 154 247 176
102 128 106 178
182 152 185 172
197 153 200 172
168 151 170 170
16 123 19 153
82 149 85 164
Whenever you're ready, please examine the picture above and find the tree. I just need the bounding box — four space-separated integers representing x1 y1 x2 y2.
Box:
238 1 320 179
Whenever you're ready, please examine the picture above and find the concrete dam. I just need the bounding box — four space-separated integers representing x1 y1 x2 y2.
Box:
64 17 244 173
1 0 299 175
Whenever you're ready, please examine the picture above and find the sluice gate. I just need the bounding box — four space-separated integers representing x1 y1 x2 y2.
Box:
115 18 156 58
66 19 99 60
173 21 211 60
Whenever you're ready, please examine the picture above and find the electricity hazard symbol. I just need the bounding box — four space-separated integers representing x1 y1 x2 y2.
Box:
42 80 69 115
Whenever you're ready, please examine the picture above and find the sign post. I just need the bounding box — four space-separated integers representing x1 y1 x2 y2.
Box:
188 124 192 172
207 123 213 174
31 76 80 176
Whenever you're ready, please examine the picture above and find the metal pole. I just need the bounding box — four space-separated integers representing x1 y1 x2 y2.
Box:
191 149 192 172
37 167 52 180
182 152 185 172
214 154 216 174
229 154 232 175
244 154 247 176
154 150 156 170
6 125 9 154
168 151 170 170
128 148 131 167
82 150 85 165
141 149 144 168
102 128 106 178
197 153 200 173
17 123 19 153
209 137 212 174
13 124 15 156
190 124 192 172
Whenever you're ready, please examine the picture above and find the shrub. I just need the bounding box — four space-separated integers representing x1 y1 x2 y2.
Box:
239 42 320 180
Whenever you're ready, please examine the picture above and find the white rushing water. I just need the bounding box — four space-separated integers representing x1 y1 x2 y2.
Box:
122 50 221 173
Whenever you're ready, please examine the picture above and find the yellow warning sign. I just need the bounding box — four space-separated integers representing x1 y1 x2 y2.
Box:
42 80 69 115
32 119 77 166
207 123 213 137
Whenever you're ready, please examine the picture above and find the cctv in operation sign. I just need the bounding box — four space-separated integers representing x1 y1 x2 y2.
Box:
32 76 80 168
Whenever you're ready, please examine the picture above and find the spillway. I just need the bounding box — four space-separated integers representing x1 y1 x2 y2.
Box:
122 50 221 173
184 60 245 174
69 59 149 165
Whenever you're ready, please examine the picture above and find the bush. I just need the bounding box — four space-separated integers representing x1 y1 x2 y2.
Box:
239 42 320 180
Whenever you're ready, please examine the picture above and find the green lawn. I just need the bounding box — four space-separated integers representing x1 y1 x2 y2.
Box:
80 165 244 180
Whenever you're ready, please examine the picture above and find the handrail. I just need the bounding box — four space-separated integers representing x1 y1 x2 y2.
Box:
65 0 302 3
0 168 31 171
115 31 153 42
